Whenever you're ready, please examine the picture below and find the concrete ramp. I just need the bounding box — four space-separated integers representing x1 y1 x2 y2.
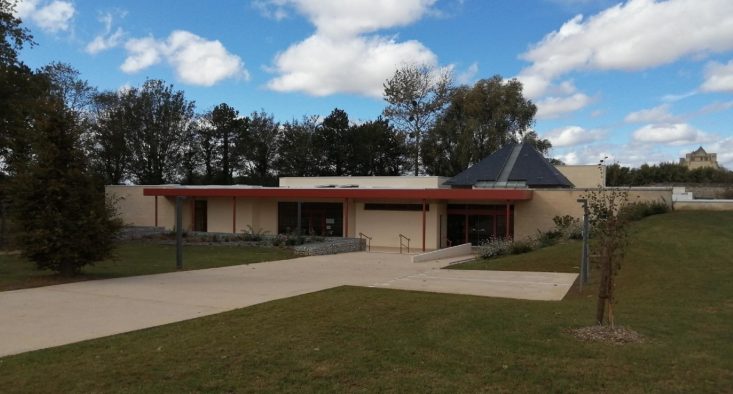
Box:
411 243 473 263
371 269 578 301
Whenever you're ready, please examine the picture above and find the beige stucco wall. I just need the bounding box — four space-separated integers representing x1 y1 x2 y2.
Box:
353 201 441 251
279 176 450 189
514 188 672 240
555 165 605 188
206 198 234 233
105 185 156 227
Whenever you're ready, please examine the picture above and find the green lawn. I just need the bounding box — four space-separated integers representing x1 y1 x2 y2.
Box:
450 239 583 272
0 242 295 291
1 211 731 392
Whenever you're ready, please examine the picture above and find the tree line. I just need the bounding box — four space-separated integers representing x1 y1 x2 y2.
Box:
606 162 733 186
29 64 547 187
3 66 548 188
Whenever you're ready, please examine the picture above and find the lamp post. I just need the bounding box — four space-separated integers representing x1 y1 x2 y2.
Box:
577 198 590 289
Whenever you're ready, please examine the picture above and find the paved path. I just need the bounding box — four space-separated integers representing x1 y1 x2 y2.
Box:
0 252 576 357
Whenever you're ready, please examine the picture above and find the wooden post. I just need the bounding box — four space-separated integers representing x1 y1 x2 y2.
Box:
154 196 158 227
344 198 349 237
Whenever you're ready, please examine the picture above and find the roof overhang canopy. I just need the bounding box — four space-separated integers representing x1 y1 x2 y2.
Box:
143 187 533 201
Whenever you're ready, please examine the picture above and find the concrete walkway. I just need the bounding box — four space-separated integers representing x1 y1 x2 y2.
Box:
0 252 576 357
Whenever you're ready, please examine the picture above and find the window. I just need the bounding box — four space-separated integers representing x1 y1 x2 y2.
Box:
277 202 343 236
364 203 429 211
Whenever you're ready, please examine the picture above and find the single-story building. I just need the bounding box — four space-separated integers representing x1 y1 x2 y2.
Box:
107 144 672 251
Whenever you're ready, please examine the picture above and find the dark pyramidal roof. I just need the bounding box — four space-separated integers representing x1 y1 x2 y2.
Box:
691 146 707 155
444 143 573 188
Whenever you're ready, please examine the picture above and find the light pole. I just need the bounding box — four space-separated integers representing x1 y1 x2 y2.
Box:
577 198 590 289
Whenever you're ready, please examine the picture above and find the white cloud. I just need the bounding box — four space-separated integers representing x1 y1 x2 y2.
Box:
700 60 733 93
696 100 733 115
85 12 126 55
252 0 289 21
544 125 606 147
456 62 479 85
14 0 39 18
632 123 713 145
536 92 592 119
553 143 672 167
285 0 437 38
661 90 697 102
624 104 682 123
707 137 733 168
121 31 249 86
263 0 440 97
517 0 733 116
268 35 436 97
121 37 162 73
14 0 75 32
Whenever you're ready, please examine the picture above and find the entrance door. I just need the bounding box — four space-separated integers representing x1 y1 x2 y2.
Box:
468 215 493 245
193 200 207 232
446 204 514 245
447 214 466 246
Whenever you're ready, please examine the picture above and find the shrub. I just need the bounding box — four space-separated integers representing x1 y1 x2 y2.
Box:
478 237 513 259
241 225 270 242
620 200 669 222
537 229 563 247
285 235 306 246
509 239 535 255
553 215 583 240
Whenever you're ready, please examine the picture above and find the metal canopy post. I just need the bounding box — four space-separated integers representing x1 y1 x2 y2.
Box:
232 196 237 234
344 198 349 238
422 199 427 252
175 196 184 270
505 203 510 239
296 201 302 236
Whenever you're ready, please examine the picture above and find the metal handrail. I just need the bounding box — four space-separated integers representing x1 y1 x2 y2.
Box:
359 232 372 252
399 233 410 254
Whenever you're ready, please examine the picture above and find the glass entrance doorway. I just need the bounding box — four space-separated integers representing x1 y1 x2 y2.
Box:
446 204 513 246
277 202 343 236
193 200 207 232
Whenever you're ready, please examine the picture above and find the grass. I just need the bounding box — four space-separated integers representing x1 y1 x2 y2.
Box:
0 241 295 291
0 211 732 392
451 240 583 272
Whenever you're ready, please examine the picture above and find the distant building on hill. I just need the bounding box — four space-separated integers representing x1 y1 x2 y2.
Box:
680 147 719 170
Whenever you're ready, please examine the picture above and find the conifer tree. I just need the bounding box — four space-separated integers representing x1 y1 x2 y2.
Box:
12 101 121 276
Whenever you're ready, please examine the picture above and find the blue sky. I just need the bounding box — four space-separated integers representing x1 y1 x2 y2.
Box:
13 0 733 168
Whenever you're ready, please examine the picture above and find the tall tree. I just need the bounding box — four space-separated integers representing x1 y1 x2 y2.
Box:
208 103 246 184
125 79 195 184
0 0 38 176
347 118 407 176
12 100 121 276
38 62 96 115
243 110 279 185
383 64 453 175
422 76 537 176
276 116 319 177
89 91 137 184
313 108 350 176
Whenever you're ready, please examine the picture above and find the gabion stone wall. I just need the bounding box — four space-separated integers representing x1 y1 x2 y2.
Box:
293 238 366 256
